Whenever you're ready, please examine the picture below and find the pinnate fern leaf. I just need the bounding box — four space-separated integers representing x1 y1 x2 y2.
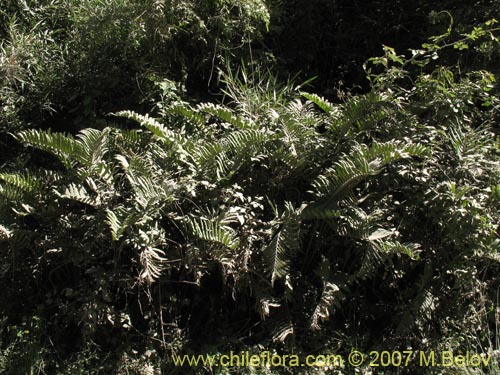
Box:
264 202 302 285
187 216 239 250
310 259 348 330
15 129 77 166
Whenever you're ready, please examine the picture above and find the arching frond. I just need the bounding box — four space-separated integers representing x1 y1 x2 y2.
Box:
264 202 302 285
310 259 349 330
0 172 43 193
301 92 335 116
197 102 256 130
375 240 420 260
115 110 189 151
168 103 206 127
186 216 239 250
74 128 110 167
0 171 51 204
115 153 176 208
139 246 167 284
55 183 98 206
106 208 141 241
0 224 12 240
272 315 294 343
191 128 267 179
15 129 77 166
358 239 419 279
303 141 429 219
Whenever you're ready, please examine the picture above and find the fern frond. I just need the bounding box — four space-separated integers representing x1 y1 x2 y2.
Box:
357 243 384 279
310 281 342 330
74 128 110 167
197 102 256 130
396 289 436 334
106 208 140 241
223 129 267 170
115 110 189 150
0 184 26 201
374 240 420 260
277 100 321 162
310 259 347 330
0 172 46 203
337 207 374 239
224 129 266 153
130 174 168 208
193 128 268 179
94 162 115 186
358 239 419 279
272 317 294 343
0 172 43 193
106 209 123 241
15 129 77 166
365 140 430 162
313 158 372 198
187 216 239 250
168 103 206 127
55 183 99 206
304 141 428 219
120 129 144 147
304 161 373 219
264 202 302 285
115 154 174 207
191 142 228 178
139 246 166 284
0 224 12 240
301 92 335 115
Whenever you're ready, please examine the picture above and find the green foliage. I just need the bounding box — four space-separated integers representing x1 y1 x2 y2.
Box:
1 2 500 374
264 201 302 285
0 0 271 166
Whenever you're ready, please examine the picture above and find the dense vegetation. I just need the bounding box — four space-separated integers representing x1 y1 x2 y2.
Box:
1 1 500 374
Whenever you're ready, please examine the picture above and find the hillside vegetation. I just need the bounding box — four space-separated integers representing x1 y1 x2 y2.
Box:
1 1 500 374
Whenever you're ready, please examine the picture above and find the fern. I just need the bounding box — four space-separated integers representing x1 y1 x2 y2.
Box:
55 183 99 206
375 240 420 260
0 172 43 193
191 142 228 179
168 103 206 128
0 171 52 204
105 207 144 242
304 141 429 219
92 162 115 187
115 110 190 153
74 128 110 167
139 246 167 284
15 129 78 167
356 243 385 279
396 289 436 335
364 140 430 162
190 128 267 180
303 160 373 219
115 153 176 208
0 224 11 240
358 240 419 279
197 102 256 130
310 259 348 330
272 315 294 343
264 202 302 285
106 209 124 241
186 216 239 250
223 129 266 153
301 92 335 116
